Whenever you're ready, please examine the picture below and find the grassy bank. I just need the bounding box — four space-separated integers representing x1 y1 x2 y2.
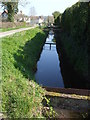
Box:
2 28 48 118
0 26 31 32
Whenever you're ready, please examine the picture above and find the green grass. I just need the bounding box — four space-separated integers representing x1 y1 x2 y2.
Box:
1 28 48 118
0 25 31 32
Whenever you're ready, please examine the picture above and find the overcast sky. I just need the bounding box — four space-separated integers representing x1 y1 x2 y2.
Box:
18 0 79 16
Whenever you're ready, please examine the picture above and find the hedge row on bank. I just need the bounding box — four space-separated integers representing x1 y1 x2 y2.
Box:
55 2 89 79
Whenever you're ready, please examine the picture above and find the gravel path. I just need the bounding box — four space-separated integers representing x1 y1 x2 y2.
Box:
0 27 35 38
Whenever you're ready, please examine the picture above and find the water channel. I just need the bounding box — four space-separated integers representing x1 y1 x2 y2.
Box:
35 30 64 88
35 29 89 90
35 30 89 119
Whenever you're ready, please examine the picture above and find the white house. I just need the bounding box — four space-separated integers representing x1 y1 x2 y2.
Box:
38 16 44 26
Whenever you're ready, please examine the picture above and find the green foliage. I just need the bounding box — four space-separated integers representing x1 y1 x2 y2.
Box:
2 2 18 22
52 11 61 25
56 2 88 78
2 28 47 118
42 97 57 118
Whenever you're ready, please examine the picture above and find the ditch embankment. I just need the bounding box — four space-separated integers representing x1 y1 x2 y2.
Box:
53 2 89 85
54 2 89 89
1 28 50 118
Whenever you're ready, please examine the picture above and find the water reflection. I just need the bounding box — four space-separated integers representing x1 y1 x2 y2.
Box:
35 30 64 88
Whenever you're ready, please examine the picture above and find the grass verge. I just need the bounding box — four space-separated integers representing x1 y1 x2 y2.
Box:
0 26 31 32
1 28 51 118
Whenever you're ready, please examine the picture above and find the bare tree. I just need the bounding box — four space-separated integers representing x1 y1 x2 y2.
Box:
18 0 31 7
29 6 36 16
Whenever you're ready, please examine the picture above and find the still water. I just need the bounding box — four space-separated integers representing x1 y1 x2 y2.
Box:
35 30 64 88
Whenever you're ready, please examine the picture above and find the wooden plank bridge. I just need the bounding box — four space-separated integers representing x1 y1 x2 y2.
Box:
45 42 56 50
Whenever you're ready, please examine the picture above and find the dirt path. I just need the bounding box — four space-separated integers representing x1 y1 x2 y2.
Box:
0 27 35 38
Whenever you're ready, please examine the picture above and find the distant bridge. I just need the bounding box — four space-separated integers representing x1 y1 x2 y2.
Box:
45 42 56 50
47 25 62 31
44 26 62 32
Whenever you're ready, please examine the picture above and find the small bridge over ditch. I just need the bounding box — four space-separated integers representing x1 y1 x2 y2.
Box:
45 42 56 50
47 25 62 31
44 25 62 32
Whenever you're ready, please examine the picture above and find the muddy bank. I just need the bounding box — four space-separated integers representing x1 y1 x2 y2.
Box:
43 95 90 119
43 87 90 119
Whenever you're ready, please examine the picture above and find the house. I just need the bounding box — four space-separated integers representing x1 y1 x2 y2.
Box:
14 11 24 22
38 16 44 26
30 16 39 26
14 11 31 23
24 17 31 23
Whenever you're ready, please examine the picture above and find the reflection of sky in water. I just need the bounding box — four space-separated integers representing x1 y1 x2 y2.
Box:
46 34 54 43
35 31 64 88
43 44 56 51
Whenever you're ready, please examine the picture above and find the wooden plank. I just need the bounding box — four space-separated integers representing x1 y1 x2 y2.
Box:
45 42 56 45
43 87 90 96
